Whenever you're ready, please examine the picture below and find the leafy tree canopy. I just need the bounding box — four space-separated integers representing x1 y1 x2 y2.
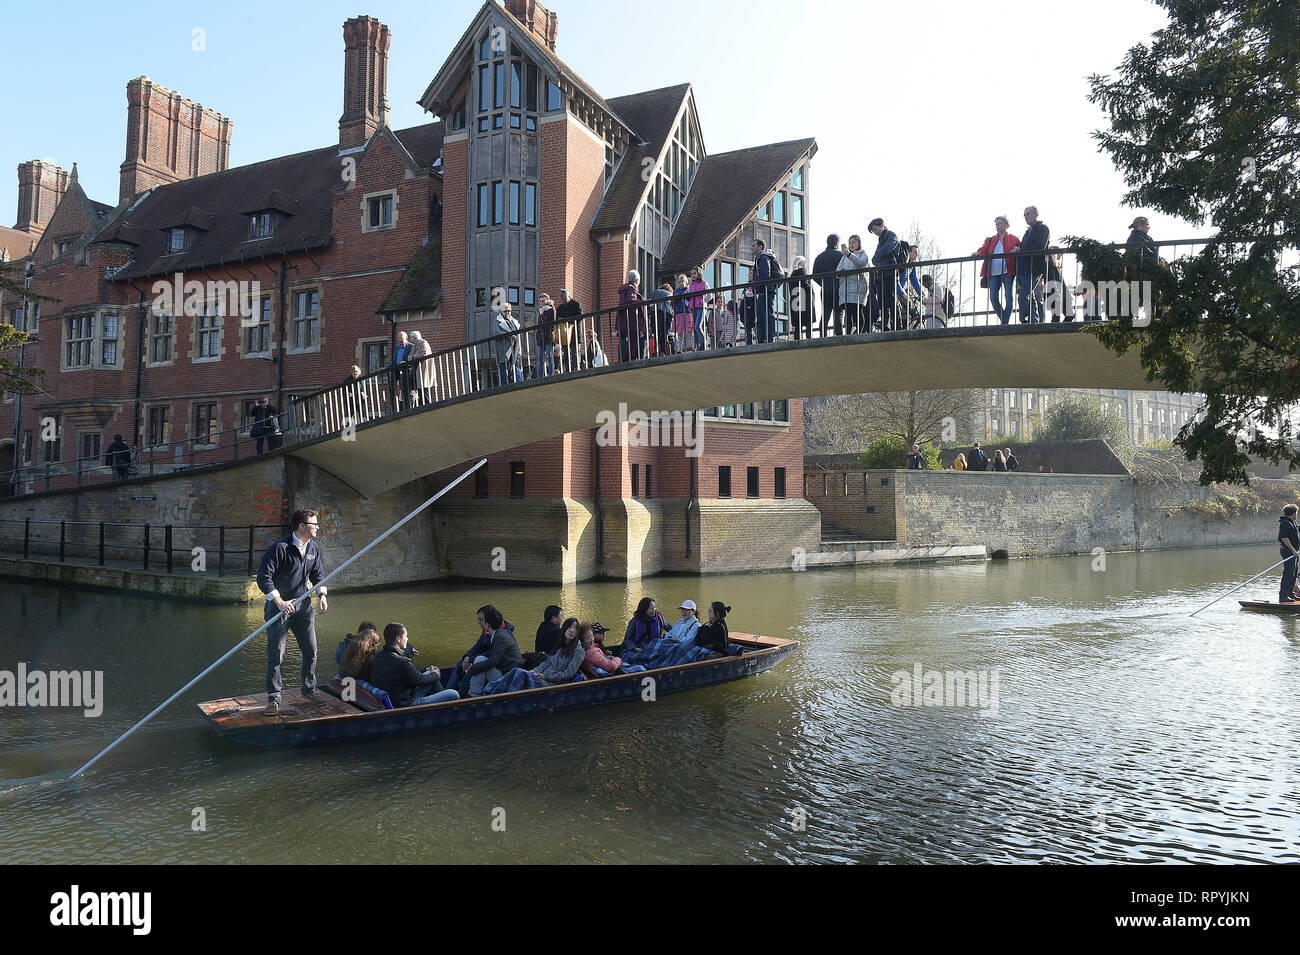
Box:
1082 0 1299 484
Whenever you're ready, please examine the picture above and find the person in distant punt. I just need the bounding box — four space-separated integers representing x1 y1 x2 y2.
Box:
666 600 701 643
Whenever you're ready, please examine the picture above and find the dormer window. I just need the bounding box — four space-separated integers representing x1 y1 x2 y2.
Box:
364 192 396 232
249 212 274 239
54 240 71 259
168 227 189 253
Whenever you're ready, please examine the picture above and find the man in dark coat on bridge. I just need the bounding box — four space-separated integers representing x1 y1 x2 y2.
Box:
812 234 842 337
104 434 131 481
968 442 989 472
256 508 328 715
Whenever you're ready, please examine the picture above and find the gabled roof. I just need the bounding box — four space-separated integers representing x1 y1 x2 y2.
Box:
97 122 443 281
418 0 629 138
660 138 817 274
0 225 34 262
591 83 691 235
379 232 443 313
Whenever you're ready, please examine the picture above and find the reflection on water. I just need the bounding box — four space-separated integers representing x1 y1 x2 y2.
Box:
1 545 1297 863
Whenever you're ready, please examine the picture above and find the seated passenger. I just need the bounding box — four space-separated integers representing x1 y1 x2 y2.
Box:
447 605 516 694
666 600 701 643
338 629 381 683
335 620 378 665
369 623 460 706
535 604 564 656
693 602 733 657
530 617 585 684
613 597 668 655
581 623 623 675
466 606 524 697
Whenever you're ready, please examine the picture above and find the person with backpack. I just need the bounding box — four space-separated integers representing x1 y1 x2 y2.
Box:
868 218 904 331
750 238 784 344
919 274 955 329
968 441 989 472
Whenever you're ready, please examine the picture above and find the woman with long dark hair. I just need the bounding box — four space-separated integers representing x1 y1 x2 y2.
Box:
613 597 668 655
531 617 586 684
694 602 732 656
338 629 381 683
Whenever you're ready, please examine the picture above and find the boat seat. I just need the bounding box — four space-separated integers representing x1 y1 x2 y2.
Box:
324 677 393 712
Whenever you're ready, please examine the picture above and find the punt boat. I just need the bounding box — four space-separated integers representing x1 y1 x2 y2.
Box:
198 632 798 747
1238 600 1300 615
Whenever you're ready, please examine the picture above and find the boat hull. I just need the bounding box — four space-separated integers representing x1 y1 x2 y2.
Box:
199 633 797 747
1239 600 1300 614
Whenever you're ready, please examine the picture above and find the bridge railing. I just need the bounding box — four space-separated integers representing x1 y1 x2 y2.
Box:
0 517 284 574
287 236 1209 443
3 411 291 498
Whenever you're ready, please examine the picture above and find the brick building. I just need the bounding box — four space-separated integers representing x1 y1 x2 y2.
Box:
0 0 821 581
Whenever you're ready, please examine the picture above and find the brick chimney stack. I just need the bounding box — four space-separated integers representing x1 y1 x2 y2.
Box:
339 16 391 150
119 76 232 204
504 0 558 51
15 160 71 236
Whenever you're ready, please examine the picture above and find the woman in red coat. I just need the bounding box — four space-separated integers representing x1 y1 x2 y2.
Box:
975 217 1020 325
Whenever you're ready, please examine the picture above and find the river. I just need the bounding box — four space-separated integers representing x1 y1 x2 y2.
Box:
1 545 1296 864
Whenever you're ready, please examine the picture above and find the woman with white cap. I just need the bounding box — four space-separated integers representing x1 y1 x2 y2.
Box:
666 599 701 644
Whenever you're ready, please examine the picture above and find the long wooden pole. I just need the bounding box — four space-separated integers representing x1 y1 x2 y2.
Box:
1189 554 1293 617
69 458 487 779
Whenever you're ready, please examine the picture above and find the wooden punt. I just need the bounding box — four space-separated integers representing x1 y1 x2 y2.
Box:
197 632 797 747
1239 600 1300 614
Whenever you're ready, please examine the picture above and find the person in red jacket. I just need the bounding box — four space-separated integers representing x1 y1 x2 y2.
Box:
975 216 1021 324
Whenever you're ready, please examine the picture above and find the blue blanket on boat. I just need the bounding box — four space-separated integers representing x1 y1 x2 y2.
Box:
621 637 715 670
484 668 551 695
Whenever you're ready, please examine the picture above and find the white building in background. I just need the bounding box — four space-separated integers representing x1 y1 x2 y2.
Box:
981 389 1204 445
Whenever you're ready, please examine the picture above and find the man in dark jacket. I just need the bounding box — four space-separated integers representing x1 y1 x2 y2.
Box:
812 234 842 337
369 623 460 706
1017 206 1050 323
535 605 564 655
104 434 131 481
256 508 328 714
617 271 644 362
1278 505 1300 603
968 442 989 472
466 606 524 696
751 239 781 344
869 219 902 331
249 397 280 453
555 290 583 371
1005 448 1020 471
906 444 923 469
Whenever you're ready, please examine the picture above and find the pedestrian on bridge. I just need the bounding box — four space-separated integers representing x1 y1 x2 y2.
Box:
1017 206 1051 323
869 219 903 331
790 256 813 340
968 441 989 471
494 304 522 385
409 330 433 404
837 235 869 335
751 238 782 344
105 434 131 481
617 271 644 362
688 267 710 350
555 289 582 372
535 294 557 378
976 217 1020 324
813 234 843 337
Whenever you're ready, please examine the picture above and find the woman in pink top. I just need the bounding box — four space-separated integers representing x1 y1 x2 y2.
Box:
580 623 622 674
672 273 691 352
687 266 711 351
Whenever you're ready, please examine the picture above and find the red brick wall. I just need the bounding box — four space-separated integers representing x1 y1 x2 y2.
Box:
119 77 232 203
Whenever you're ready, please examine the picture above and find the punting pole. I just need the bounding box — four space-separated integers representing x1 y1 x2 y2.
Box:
69 458 488 780
1189 554 1294 617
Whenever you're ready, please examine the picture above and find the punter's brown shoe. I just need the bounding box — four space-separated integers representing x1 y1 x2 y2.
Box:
263 700 280 716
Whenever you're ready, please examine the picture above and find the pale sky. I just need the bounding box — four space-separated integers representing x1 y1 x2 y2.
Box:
2 0 1186 256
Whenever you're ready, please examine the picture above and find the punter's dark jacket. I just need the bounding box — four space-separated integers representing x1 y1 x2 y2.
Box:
257 533 325 604
1278 516 1299 558
468 627 524 675
370 645 441 707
